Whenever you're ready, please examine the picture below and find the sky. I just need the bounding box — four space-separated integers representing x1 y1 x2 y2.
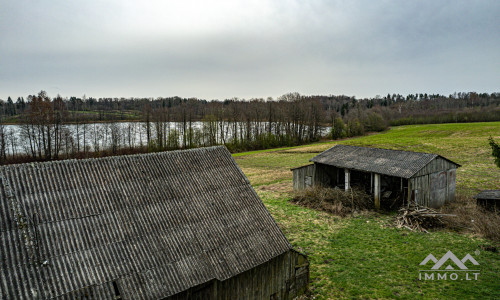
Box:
1 0 499 100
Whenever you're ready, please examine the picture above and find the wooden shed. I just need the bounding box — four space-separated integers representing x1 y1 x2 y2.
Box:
0 146 308 299
292 145 460 209
474 190 500 212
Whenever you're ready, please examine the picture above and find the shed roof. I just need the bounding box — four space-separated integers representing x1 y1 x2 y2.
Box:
0 146 291 299
310 144 460 179
474 190 500 200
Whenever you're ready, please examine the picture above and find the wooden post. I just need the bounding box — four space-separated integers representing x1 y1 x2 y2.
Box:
312 164 316 187
407 179 412 206
344 169 350 191
374 173 380 210
370 173 373 193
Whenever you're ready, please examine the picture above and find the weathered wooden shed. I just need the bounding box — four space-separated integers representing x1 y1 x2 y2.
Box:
292 145 460 208
0 146 308 299
474 190 500 212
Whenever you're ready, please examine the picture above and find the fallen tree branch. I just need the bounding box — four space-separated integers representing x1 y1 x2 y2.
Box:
395 206 456 232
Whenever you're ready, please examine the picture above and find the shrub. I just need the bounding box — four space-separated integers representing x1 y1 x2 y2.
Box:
291 186 372 216
441 193 500 243
346 118 365 137
362 112 387 132
331 117 345 140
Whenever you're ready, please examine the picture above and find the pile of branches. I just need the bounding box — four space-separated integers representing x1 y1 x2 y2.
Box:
292 186 372 216
395 206 456 233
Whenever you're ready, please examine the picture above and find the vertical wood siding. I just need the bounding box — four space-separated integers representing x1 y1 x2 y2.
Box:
292 165 315 190
215 250 309 300
411 168 457 208
314 164 334 187
413 157 459 177
168 251 309 299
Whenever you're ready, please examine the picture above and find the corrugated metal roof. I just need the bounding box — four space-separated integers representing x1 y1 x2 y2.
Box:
474 190 500 200
0 146 291 299
310 144 458 178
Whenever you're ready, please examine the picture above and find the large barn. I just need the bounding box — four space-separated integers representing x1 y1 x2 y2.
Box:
292 145 460 208
0 146 308 299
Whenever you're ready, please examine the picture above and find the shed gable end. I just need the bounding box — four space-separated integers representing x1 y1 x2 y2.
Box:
412 157 459 178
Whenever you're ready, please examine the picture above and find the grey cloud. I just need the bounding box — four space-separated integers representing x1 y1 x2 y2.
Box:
1 0 499 100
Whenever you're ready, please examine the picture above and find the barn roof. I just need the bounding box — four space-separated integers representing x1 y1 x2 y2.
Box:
474 190 500 200
0 146 291 299
310 144 460 179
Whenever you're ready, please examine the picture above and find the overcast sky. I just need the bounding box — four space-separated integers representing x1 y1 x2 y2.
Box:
1 0 499 100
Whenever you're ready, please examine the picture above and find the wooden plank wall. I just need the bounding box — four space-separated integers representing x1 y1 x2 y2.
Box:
447 169 457 203
215 251 309 299
168 250 309 299
314 164 335 187
410 168 457 208
409 156 459 208
292 164 315 190
413 157 458 177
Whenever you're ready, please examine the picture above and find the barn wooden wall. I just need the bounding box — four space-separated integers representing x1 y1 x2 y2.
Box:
410 168 457 208
168 250 309 299
292 163 336 190
292 164 315 190
315 164 337 187
413 157 458 177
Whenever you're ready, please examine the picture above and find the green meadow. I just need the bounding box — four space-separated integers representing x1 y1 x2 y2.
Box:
234 122 500 299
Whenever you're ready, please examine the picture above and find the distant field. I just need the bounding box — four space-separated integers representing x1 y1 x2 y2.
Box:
235 122 500 192
234 122 500 299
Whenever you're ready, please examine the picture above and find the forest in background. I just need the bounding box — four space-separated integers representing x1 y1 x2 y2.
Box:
0 91 499 164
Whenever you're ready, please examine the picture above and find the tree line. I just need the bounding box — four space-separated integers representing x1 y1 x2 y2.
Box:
0 90 498 164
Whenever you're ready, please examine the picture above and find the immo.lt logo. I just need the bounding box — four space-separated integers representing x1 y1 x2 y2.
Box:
419 250 480 281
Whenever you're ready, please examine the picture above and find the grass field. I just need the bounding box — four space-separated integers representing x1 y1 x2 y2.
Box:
234 122 500 299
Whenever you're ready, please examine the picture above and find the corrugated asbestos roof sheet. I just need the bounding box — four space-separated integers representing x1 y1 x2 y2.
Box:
0 146 291 299
474 190 500 200
310 144 458 178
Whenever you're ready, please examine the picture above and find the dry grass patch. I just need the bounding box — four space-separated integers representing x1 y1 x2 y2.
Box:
281 144 332 153
441 194 500 243
256 181 293 194
291 186 372 217
239 167 290 186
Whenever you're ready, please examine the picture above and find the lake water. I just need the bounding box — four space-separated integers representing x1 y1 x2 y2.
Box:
0 122 329 156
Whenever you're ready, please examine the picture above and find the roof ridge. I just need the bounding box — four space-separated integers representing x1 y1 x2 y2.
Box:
0 145 227 169
332 144 437 156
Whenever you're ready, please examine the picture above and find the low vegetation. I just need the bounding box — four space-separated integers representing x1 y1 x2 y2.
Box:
235 122 500 299
442 194 500 243
292 187 372 217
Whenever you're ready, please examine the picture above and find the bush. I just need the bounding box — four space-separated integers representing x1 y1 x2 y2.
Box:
331 117 345 140
291 186 372 216
362 112 387 132
346 118 365 137
441 193 500 243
